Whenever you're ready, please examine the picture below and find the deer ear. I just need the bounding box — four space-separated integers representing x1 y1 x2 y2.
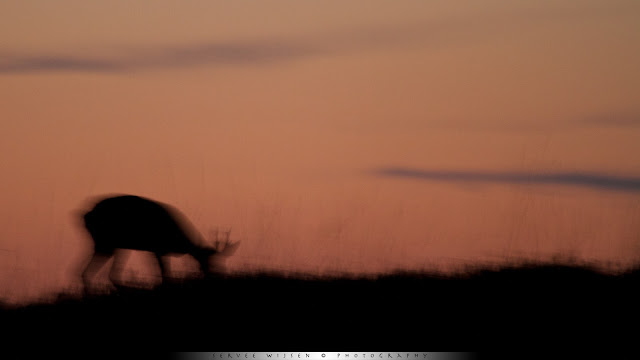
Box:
207 227 218 248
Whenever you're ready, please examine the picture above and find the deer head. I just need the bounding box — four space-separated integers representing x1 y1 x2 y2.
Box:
195 227 240 275
209 227 240 257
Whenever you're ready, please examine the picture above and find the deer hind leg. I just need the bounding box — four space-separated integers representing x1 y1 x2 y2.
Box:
82 251 112 293
154 253 171 285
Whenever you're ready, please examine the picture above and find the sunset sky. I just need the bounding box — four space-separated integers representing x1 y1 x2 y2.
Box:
1 0 639 303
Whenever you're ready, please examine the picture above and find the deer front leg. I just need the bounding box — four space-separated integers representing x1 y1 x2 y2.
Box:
82 251 112 294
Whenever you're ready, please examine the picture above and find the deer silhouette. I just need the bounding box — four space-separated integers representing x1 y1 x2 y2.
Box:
80 194 239 291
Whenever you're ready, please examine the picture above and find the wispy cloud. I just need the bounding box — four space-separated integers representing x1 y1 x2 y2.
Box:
578 114 640 128
0 4 627 75
0 40 314 74
0 55 125 73
0 23 436 74
0 6 578 75
372 167 640 193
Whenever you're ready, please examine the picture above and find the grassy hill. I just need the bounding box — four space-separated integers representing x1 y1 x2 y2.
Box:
2 263 639 356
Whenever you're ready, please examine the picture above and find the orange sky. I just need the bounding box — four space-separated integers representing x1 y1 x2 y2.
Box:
1 0 640 303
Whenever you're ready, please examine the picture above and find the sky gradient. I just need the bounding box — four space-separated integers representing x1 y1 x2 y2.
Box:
1 0 640 303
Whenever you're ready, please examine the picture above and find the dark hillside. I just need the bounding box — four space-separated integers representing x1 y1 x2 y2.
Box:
2 264 638 355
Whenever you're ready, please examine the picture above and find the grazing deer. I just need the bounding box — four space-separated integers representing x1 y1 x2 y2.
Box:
80 194 239 291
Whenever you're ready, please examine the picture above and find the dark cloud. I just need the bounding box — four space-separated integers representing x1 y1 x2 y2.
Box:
372 167 640 193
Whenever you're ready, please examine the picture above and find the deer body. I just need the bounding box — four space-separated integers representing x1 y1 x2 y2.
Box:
80 195 237 291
